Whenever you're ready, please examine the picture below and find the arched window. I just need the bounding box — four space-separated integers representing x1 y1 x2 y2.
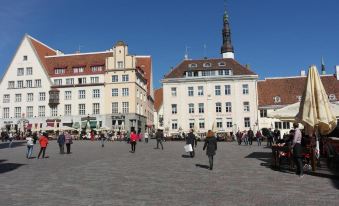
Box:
203 62 212 67
273 96 281 103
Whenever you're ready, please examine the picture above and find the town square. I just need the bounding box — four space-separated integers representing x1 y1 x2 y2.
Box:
0 0 339 205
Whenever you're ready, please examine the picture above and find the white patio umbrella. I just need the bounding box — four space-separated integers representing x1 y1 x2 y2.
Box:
211 120 217 133
121 121 125 131
59 126 76 131
296 65 337 169
36 123 41 132
53 120 57 132
115 121 119 131
86 121 91 132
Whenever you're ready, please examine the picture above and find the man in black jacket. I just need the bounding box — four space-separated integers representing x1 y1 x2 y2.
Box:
186 129 196 158
247 129 254 145
155 129 164 150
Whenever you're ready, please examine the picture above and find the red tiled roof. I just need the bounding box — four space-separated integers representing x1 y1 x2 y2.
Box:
45 52 112 77
164 58 256 79
258 75 339 107
28 36 57 71
154 88 163 112
136 57 152 95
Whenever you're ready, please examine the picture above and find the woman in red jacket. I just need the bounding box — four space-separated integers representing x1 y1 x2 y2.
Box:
38 133 49 158
130 130 138 153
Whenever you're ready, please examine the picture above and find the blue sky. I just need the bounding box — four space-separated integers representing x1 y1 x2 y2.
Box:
0 0 338 88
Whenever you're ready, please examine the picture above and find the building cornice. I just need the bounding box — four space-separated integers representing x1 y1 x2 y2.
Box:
161 75 258 84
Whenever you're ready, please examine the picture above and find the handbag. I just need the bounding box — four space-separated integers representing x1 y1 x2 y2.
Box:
184 144 193 153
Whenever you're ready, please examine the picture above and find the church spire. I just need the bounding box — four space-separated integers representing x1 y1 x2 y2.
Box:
221 5 234 59
321 56 326 75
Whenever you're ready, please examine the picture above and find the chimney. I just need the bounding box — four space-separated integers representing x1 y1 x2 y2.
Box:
245 64 251 70
300 70 306 76
336 65 339 80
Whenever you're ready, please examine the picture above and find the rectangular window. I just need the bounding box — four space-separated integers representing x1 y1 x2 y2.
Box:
171 119 178 130
35 79 41 87
39 92 46 101
8 81 15 89
3 107 9 118
27 93 33 102
216 102 222 113
215 85 221 96
26 80 32 88
188 103 194 114
51 106 58 117
171 87 177 96
65 91 72 100
225 102 232 113
15 94 22 102
112 102 119 114
54 68 65 74
198 86 204 96
225 85 231 95
79 104 86 115
189 119 195 129
65 104 72 116
112 88 118 96
187 71 193 77
198 103 204 114
38 106 45 117
216 118 223 129
283 122 290 129
122 88 129 96
93 89 100 98
202 70 210 76
122 75 129 82
117 61 124 68
78 77 86 84
218 70 224 75
90 77 99 84
66 78 74 85
260 109 267 118
14 107 21 118
73 67 84 73
91 66 103 72
188 87 194 96
54 79 62 85
244 117 251 128
171 104 177 114
78 90 86 99
112 75 118 82
26 67 32 75
243 101 250 112
17 68 24 76
242 84 249 95
93 103 100 115
23 56 27 61
122 102 129 114
275 122 282 129
17 81 23 88
226 118 233 128
3 94 10 103
199 119 205 129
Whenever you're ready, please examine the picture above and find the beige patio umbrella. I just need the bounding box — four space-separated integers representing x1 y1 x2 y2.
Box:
296 65 337 170
296 65 336 135
53 120 57 132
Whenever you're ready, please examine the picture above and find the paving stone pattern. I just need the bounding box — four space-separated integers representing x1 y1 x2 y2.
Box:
0 140 338 206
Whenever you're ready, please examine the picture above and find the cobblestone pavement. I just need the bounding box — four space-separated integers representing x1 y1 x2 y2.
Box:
0 140 338 206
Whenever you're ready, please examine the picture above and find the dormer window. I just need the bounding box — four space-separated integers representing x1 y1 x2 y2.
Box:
296 95 302 102
54 68 65 74
73 67 84 73
189 63 197 68
203 63 212 67
329 94 336 101
273 96 281 103
218 62 226 66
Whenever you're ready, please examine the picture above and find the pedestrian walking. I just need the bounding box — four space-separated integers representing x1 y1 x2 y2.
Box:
242 131 248 145
99 132 106 148
130 130 138 153
256 130 262 146
57 132 65 154
203 130 217 170
8 133 14 148
144 132 149 143
37 133 49 159
155 129 164 150
65 132 73 154
292 123 303 178
267 128 273 147
236 130 242 145
247 129 254 145
26 133 34 159
186 129 196 158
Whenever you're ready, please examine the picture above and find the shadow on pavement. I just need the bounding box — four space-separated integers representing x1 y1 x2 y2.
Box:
195 164 210 169
0 159 25 174
181 154 192 158
0 141 26 149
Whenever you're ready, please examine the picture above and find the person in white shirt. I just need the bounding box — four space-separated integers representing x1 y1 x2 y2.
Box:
26 134 34 159
144 132 149 143
292 123 303 177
